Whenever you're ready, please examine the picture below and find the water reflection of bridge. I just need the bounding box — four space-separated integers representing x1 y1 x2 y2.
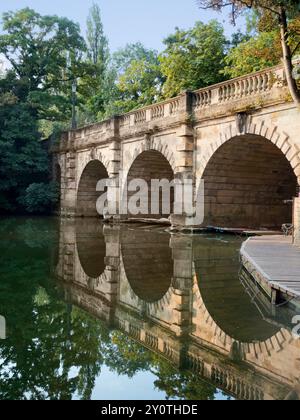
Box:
55 219 300 401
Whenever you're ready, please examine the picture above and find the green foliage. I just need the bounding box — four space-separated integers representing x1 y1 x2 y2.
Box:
0 218 221 400
19 182 59 214
0 83 51 213
1 4 298 214
0 8 87 121
159 21 228 98
197 1 300 20
197 1 300 103
111 47 163 114
98 43 164 117
0 8 88 214
224 31 281 77
86 4 109 67
152 358 217 400
81 4 110 120
105 331 152 377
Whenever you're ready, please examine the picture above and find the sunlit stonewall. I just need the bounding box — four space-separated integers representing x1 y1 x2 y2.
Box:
53 61 300 242
0 315 6 340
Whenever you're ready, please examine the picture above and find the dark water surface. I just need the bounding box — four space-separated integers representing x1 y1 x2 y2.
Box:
0 217 299 400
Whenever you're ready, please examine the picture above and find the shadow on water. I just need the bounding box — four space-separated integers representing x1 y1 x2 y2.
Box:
0 217 299 400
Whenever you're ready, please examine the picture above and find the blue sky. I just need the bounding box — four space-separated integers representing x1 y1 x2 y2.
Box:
0 0 245 52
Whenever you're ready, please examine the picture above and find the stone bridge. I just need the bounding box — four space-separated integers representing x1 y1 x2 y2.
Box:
55 219 300 401
53 63 300 238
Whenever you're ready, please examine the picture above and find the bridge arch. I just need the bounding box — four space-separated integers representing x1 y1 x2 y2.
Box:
76 159 109 217
200 132 298 229
125 150 175 219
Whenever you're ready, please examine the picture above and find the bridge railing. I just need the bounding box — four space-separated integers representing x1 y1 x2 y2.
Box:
119 64 286 129
194 65 285 107
56 61 296 150
118 95 182 131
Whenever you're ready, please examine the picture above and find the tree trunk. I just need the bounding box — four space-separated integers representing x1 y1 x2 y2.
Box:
280 8 300 106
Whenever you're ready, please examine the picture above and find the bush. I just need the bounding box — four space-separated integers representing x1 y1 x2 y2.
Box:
19 182 59 214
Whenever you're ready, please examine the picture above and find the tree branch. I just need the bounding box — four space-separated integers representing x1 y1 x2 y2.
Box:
291 40 300 57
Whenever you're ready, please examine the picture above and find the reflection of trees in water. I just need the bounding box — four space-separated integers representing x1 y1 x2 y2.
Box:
153 360 217 401
0 219 106 400
105 332 219 400
0 218 220 400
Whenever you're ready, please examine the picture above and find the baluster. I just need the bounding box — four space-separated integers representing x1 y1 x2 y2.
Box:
239 80 244 97
267 73 272 90
231 83 236 100
218 87 223 102
224 85 228 102
244 79 249 96
262 73 267 91
253 76 258 94
208 90 212 105
249 77 254 94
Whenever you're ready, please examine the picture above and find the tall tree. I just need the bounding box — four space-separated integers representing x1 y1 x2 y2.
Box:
86 3 109 67
0 8 88 214
101 43 164 116
83 3 110 118
197 1 300 104
159 20 228 98
0 8 87 121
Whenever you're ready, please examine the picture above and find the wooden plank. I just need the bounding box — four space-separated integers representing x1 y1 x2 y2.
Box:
241 235 300 301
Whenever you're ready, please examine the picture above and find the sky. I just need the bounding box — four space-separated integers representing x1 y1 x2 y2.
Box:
0 0 245 53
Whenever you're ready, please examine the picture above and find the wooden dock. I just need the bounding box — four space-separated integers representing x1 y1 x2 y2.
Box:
241 236 300 303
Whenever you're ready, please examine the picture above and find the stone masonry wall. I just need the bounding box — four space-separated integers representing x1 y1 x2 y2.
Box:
294 197 300 246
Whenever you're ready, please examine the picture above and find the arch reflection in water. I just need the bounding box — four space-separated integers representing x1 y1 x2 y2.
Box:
55 222 300 401
121 226 173 303
76 219 106 279
193 235 279 343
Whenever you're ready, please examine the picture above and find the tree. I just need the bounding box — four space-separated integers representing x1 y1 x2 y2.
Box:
83 3 110 119
113 51 163 113
0 8 89 214
0 8 87 121
197 1 300 104
0 77 53 213
153 358 217 400
0 218 109 400
101 43 164 116
224 30 281 77
159 21 228 98
86 4 109 67
0 60 5 78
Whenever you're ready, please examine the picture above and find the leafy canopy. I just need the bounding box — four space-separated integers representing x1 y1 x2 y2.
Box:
159 20 228 98
0 7 87 121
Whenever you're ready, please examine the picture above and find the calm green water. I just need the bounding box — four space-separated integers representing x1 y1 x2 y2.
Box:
0 217 299 400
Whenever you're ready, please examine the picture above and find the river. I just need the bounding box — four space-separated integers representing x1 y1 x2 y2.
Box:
0 217 299 400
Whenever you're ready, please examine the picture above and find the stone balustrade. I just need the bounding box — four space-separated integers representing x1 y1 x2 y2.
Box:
54 62 294 152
